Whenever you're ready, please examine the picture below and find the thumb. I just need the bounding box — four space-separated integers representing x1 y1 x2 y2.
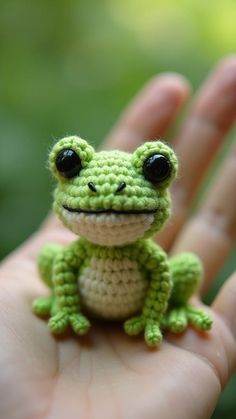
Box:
1 213 74 269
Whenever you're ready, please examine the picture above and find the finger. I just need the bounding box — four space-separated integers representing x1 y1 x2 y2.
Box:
157 56 236 249
213 271 236 343
170 142 236 294
103 73 190 151
0 216 75 297
2 214 74 266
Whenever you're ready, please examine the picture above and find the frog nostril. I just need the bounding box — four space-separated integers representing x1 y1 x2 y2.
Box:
116 181 126 193
88 182 97 192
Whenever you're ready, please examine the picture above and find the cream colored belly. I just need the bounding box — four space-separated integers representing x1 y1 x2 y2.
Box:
78 257 148 320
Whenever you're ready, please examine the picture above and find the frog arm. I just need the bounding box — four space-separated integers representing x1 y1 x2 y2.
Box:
48 239 91 336
124 240 171 347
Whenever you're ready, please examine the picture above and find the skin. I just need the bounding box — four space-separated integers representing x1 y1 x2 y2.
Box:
0 56 236 419
33 137 212 347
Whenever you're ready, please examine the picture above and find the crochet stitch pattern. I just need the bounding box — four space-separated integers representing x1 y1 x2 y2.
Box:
33 136 212 347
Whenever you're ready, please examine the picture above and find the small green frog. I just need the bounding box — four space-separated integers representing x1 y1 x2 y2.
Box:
33 136 212 347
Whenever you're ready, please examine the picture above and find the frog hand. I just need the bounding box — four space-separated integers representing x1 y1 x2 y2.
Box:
48 310 91 336
124 315 163 348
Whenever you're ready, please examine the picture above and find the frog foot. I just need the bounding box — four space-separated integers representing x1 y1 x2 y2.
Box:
186 306 213 331
32 296 54 316
48 311 91 336
124 315 162 348
164 306 212 334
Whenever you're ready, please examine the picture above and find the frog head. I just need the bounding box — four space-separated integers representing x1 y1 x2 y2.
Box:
49 136 178 246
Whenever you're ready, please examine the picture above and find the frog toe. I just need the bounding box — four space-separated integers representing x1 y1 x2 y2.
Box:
32 296 54 316
187 307 213 331
167 308 188 333
70 313 91 335
124 315 145 336
48 312 69 334
145 321 162 347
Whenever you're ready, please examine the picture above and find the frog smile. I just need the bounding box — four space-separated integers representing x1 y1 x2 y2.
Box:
62 204 157 215
60 205 156 245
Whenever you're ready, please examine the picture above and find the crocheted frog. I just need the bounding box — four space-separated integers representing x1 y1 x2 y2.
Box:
33 136 212 347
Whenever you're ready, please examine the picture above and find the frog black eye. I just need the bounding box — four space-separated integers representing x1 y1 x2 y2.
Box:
55 149 82 178
143 154 171 183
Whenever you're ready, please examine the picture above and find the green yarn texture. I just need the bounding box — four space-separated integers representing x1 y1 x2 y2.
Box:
33 136 212 347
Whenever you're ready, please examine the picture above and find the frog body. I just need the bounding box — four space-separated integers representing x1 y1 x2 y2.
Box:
33 136 212 347
78 252 148 320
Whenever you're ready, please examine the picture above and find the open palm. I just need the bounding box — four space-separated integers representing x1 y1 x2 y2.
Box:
1 57 236 419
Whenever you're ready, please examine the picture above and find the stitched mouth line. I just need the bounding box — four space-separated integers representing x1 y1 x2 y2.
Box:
62 205 157 215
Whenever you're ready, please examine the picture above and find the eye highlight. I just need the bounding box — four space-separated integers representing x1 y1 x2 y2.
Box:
143 154 171 184
55 149 82 178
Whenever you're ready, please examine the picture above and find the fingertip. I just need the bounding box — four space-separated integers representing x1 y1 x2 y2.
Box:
211 56 236 96
215 54 236 73
103 71 191 151
143 73 192 113
146 72 191 104
213 271 236 341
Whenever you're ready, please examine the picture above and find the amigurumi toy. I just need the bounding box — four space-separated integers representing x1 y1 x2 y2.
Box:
33 136 212 347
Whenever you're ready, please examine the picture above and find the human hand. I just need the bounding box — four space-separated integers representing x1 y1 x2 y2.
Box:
1 56 236 419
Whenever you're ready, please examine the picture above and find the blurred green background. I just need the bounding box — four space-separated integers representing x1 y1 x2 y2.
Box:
0 0 235 416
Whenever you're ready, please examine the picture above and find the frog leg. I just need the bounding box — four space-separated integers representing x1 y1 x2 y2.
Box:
33 241 90 335
47 242 91 336
164 252 212 333
124 241 172 347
